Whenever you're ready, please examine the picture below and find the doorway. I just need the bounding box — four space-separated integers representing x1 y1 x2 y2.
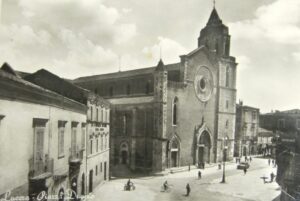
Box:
104 162 107 180
121 151 128 164
89 170 93 193
197 131 211 168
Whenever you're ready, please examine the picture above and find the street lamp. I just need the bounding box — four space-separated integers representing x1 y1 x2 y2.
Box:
221 136 228 183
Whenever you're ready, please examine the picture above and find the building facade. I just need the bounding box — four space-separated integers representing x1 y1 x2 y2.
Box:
24 68 111 193
234 102 259 157
74 8 237 173
260 109 300 201
0 64 87 200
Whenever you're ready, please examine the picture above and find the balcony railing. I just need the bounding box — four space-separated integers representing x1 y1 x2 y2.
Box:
28 156 54 179
69 145 84 163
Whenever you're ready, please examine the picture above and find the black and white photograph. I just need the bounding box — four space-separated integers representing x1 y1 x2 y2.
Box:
0 0 299 201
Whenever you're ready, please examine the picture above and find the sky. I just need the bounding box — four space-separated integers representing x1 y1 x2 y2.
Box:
0 0 299 113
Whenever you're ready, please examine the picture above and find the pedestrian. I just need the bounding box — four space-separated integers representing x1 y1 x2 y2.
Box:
272 159 275 165
245 156 248 162
268 158 271 166
243 167 247 175
186 183 191 196
250 156 252 162
198 170 202 179
188 164 190 171
270 172 275 183
235 157 238 163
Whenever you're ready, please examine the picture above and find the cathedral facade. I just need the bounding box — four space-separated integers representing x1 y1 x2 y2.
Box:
74 8 237 172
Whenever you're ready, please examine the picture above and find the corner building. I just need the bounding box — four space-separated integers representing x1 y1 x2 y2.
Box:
74 8 237 172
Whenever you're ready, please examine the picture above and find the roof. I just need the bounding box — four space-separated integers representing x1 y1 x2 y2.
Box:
207 8 223 26
1 63 19 77
236 104 260 111
24 68 90 104
73 62 181 83
263 109 300 115
155 59 166 71
0 64 86 113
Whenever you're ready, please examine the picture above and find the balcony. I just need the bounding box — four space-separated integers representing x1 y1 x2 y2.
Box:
69 145 84 164
28 156 54 180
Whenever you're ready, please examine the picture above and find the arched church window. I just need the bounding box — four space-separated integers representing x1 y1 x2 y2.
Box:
122 114 127 135
172 97 178 125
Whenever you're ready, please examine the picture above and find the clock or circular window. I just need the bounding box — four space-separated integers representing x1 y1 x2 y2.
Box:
194 66 213 102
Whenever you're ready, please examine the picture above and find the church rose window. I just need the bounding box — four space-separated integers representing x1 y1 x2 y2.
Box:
194 66 213 102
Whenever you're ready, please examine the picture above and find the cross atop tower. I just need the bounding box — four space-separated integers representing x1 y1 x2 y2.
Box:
213 0 216 8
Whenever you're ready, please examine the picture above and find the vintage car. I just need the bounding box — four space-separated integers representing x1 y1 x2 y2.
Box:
237 162 250 170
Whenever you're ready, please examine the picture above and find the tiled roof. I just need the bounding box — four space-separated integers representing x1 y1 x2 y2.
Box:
73 62 181 83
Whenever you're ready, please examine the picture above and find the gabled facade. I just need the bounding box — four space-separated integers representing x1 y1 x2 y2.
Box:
73 7 237 173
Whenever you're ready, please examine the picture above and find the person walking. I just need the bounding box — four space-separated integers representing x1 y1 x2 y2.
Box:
243 167 247 175
250 156 252 162
198 170 202 179
270 172 275 183
186 183 191 196
268 158 271 166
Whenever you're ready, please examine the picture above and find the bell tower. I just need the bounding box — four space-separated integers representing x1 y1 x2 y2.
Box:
198 7 231 58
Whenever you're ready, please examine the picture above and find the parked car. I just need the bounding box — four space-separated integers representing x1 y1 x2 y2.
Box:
237 162 250 170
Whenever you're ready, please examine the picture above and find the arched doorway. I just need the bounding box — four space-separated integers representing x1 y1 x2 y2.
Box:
71 177 78 199
168 136 180 168
58 188 64 201
120 142 129 165
197 131 211 168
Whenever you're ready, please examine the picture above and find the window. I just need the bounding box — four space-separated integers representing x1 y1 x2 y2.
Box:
126 84 131 95
90 106 93 120
100 162 103 172
100 108 103 122
96 138 99 152
71 122 78 150
104 135 107 149
146 81 150 94
252 111 256 120
123 114 127 135
58 120 67 158
58 128 65 157
107 110 110 123
81 123 86 149
103 109 106 123
225 66 230 87
226 100 229 109
33 118 48 162
96 108 99 122
101 135 104 150
96 165 98 176
109 86 113 97
90 139 93 155
278 119 285 129
172 97 178 125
